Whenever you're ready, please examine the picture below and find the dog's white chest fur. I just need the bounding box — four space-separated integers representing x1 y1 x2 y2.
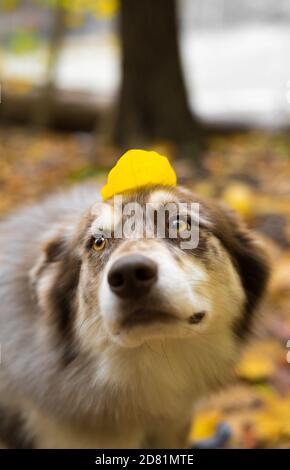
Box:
20 335 235 449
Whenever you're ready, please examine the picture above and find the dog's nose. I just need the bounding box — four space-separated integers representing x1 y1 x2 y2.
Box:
108 255 158 299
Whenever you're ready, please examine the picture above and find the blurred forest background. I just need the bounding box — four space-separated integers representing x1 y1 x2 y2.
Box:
1 0 290 448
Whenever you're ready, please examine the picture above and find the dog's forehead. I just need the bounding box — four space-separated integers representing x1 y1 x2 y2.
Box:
148 189 179 205
148 186 203 207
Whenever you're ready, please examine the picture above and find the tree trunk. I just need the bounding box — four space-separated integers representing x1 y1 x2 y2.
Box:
32 1 66 128
113 0 201 150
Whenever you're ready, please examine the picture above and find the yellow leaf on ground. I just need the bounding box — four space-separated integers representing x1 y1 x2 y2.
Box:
236 355 275 382
222 183 253 219
190 410 221 441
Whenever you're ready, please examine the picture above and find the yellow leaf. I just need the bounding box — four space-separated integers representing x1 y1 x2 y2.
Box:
101 149 176 201
236 355 275 382
255 416 282 442
190 410 220 441
222 183 253 219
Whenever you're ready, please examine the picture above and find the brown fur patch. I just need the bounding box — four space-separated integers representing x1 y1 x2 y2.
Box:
204 201 270 337
40 233 82 365
0 405 34 449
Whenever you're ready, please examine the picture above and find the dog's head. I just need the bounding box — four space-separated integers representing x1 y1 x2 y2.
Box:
32 185 269 362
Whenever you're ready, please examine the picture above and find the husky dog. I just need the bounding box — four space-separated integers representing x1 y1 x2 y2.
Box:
0 184 269 448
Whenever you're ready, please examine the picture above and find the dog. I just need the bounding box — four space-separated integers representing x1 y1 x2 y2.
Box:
0 183 269 448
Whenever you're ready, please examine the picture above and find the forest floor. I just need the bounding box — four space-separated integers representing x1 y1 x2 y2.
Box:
0 126 290 448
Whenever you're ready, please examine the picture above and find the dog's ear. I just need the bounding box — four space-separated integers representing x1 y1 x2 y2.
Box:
43 234 67 263
30 229 81 364
209 202 270 338
29 230 68 286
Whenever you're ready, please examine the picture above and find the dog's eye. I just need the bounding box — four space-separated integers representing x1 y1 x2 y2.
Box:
93 236 106 252
170 217 189 234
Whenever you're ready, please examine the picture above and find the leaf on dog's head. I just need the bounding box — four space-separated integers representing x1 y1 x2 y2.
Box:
101 149 177 201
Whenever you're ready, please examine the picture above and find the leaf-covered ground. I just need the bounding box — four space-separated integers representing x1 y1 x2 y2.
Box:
0 126 290 448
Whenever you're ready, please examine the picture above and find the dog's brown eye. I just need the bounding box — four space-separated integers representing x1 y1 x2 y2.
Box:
93 236 106 252
170 218 188 234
